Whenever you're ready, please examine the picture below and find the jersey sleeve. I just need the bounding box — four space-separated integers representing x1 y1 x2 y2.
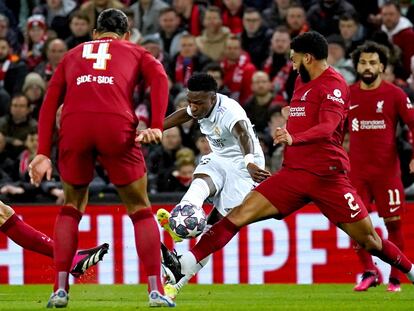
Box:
222 103 247 133
396 88 414 126
37 58 67 157
319 79 349 120
140 50 169 130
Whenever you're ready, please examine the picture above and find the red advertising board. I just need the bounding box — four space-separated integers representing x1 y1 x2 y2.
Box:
0 204 413 284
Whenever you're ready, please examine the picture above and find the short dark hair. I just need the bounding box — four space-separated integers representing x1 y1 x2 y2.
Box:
69 10 90 24
351 41 389 69
96 9 128 36
339 12 360 24
188 73 218 92
290 31 328 60
202 62 224 78
383 0 401 12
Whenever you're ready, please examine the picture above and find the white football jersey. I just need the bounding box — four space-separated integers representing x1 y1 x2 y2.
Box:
188 93 263 163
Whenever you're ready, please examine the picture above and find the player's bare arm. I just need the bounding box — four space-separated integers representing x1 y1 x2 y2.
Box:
232 120 271 182
163 107 193 130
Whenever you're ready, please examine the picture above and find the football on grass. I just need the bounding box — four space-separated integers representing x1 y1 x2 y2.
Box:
169 203 206 239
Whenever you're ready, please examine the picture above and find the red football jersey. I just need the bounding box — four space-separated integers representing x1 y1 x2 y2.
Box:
38 37 169 157
284 67 350 175
349 80 414 177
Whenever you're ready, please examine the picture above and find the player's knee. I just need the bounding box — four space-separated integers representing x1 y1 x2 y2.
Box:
359 234 382 252
0 202 14 224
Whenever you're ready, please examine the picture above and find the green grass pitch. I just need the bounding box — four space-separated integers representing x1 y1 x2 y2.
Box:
0 284 412 310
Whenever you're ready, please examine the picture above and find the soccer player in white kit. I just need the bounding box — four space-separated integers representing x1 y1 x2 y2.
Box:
158 73 271 297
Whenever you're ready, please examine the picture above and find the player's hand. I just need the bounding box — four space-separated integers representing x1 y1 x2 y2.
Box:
135 128 162 144
273 127 293 145
28 154 53 187
409 159 414 174
247 163 271 183
281 106 290 120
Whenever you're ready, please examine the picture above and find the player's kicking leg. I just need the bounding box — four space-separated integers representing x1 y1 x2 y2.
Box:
0 201 109 278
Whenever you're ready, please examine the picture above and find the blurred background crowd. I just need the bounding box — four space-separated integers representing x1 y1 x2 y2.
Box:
0 0 414 203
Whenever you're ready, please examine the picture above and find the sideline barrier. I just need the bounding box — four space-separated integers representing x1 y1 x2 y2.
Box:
0 204 413 284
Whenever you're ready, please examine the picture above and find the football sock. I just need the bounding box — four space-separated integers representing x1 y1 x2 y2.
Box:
0 213 53 257
370 239 412 274
53 206 82 292
351 239 376 272
406 265 414 282
191 217 239 263
386 219 404 281
130 208 164 294
181 178 211 208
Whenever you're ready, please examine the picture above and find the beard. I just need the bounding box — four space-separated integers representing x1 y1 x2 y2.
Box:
360 71 379 85
299 63 311 83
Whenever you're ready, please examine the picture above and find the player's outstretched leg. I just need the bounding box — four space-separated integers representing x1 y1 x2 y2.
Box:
70 243 110 277
385 219 404 292
157 208 183 243
352 240 383 291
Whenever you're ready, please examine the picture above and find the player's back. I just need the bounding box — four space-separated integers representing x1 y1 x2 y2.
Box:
60 38 148 122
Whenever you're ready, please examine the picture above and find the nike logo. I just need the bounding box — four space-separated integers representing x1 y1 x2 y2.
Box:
351 210 362 218
390 206 401 213
350 105 359 110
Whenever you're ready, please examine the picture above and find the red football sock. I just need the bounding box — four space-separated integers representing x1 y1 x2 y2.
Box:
351 239 376 272
370 239 412 274
0 213 54 257
386 220 404 281
130 208 163 294
53 206 82 292
191 217 240 262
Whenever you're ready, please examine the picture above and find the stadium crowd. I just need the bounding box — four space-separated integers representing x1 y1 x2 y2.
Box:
0 0 414 202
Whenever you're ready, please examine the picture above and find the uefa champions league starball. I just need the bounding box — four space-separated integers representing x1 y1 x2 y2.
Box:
169 203 207 239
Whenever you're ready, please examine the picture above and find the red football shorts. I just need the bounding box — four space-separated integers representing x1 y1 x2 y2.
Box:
58 113 146 186
255 167 369 224
350 174 405 218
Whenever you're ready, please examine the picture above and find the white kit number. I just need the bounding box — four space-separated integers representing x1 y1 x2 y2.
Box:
82 43 111 70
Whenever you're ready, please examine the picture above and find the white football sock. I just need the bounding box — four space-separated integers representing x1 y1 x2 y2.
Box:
175 255 211 292
406 264 414 282
180 251 198 275
181 178 211 208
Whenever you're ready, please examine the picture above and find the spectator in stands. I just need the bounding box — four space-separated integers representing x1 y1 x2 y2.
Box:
381 1 414 79
307 0 356 36
327 34 356 84
173 0 206 36
122 8 141 44
285 3 309 39
382 63 414 101
0 131 14 182
158 147 196 192
222 0 244 34
80 0 125 32
22 72 46 119
244 71 277 134
172 91 199 151
141 34 170 70
0 87 10 117
203 62 231 97
263 26 296 106
129 0 168 37
241 7 272 69
221 35 256 105
0 14 21 54
264 106 286 172
196 6 230 62
147 126 182 193
339 12 365 58
34 38 67 82
0 94 37 158
22 15 48 71
158 7 186 58
194 131 211 165
169 33 210 88
33 0 77 39
347 0 380 32
0 38 28 97
65 10 92 50
262 0 292 30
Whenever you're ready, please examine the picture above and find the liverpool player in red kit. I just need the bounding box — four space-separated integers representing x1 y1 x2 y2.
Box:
28 9 175 308
161 32 414 295
349 42 414 292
